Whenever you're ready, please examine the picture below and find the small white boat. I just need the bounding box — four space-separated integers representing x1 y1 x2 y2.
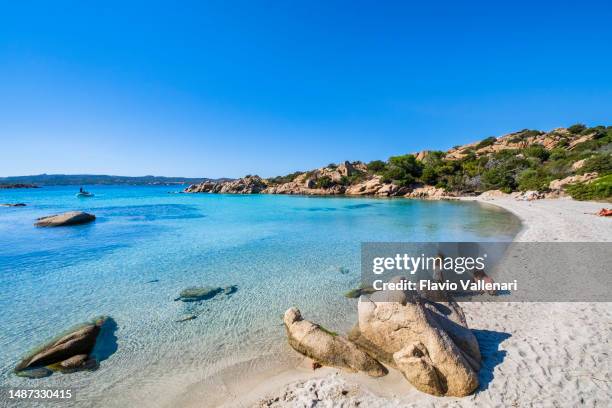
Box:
76 191 94 198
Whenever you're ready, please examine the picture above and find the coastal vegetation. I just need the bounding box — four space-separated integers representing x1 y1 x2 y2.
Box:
185 124 612 201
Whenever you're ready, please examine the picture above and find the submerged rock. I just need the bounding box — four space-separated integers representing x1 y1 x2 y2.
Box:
283 307 386 377
174 286 223 302
15 316 108 377
35 211 95 227
175 285 237 302
338 266 350 275
344 285 377 299
175 314 198 323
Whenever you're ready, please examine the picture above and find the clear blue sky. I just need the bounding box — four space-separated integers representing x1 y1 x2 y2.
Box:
1 1 611 178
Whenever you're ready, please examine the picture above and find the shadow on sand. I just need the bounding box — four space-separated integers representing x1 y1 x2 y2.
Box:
473 329 511 392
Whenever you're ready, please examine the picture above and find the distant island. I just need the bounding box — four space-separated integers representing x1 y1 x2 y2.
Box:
0 183 40 189
0 174 230 187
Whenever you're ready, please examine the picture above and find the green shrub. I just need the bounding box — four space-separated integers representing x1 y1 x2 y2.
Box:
581 125 607 139
315 176 333 189
565 174 612 201
420 166 438 185
580 153 612 174
557 138 569 148
568 123 587 134
517 169 552 191
382 154 422 186
548 148 567 161
268 171 303 185
421 151 446 164
482 168 516 192
475 136 497 149
522 144 550 161
366 160 386 173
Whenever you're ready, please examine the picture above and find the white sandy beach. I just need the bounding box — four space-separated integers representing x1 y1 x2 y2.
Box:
203 197 612 408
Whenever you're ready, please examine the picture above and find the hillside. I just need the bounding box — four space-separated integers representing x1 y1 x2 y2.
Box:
0 174 226 186
185 123 612 201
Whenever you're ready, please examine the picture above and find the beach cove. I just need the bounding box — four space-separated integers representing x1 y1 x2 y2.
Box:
0 185 521 407
225 196 611 408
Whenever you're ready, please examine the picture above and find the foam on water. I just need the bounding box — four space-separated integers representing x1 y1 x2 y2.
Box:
0 185 520 406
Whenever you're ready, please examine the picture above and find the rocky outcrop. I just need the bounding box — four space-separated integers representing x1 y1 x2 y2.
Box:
571 159 587 170
549 172 598 190
354 286 480 396
285 276 481 398
264 161 366 196
185 176 267 194
446 127 598 161
283 308 386 377
263 183 345 195
35 211 95 227
15 316 108 377
344 175 412 197
185 126 604 199
405 186 454 200
345 176 384 196
513 190 544 201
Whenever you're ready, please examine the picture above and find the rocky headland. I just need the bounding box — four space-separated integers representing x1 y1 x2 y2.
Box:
184 124 612 202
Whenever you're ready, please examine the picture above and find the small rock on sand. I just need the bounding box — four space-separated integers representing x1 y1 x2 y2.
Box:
283 307 386 377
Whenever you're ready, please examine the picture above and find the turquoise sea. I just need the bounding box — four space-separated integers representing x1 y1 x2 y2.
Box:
0 185 520 407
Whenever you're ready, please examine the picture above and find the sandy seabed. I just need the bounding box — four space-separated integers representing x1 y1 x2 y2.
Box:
184 197 611 408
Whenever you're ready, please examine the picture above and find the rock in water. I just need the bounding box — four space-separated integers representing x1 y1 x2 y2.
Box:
35 211 95 227
283 308 386 377
356 285 480 396
344 285 376 299
175 286 223 302
15 316 107 377
175 314 198 323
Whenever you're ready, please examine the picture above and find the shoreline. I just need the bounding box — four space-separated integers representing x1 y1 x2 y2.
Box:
463 196 611 242
188 196 611 408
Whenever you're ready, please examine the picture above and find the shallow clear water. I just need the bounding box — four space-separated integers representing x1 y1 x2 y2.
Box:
0 186 519 407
